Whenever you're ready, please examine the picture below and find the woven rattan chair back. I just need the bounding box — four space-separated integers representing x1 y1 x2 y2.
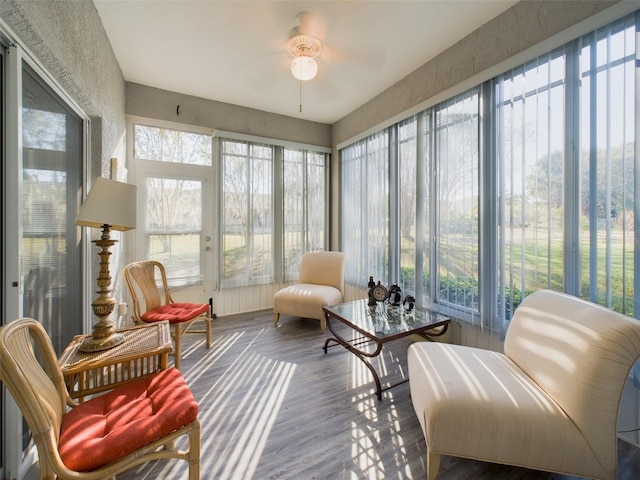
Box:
123 260 212 369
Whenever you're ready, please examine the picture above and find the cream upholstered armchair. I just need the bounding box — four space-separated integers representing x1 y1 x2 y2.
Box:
408 290 640 480
273 251 346 332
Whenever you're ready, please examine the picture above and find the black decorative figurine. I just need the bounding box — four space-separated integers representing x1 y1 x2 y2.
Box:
389 284 402 306
367 276 377 306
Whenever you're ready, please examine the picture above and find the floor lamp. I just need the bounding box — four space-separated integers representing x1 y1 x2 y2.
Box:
75 177 137 352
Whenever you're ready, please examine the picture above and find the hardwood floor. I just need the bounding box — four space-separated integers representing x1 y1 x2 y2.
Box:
28 309 640 479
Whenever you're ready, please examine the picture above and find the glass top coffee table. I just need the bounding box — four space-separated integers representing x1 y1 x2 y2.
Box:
323 298 450 400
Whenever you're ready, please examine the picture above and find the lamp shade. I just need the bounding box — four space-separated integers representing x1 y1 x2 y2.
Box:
76 177 137 231
291 56 318 81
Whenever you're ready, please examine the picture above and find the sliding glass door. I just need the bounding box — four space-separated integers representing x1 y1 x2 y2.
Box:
21 62 84 354
2 46 87 479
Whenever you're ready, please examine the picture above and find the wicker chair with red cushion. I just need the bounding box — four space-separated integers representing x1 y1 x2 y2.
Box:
0 317 200 479
124 260 212 369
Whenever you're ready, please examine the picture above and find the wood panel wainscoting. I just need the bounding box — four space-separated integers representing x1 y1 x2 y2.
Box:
27 309 640 479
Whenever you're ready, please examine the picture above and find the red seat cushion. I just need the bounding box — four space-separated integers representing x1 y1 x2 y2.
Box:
141 302 209 324
59 367 198 472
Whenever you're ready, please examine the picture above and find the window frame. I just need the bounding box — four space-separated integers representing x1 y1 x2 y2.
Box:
340 11 640 333
215 131 330 289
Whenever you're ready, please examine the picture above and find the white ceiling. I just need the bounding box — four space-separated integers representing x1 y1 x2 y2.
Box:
94 0 518 124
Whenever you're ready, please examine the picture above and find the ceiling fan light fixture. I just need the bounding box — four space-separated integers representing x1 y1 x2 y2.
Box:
288 32 321 81
291 55 318 81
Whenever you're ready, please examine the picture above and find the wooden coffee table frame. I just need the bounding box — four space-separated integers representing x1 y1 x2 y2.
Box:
323 299 450 401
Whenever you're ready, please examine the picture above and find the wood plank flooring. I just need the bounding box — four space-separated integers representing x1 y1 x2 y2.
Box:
30 309 640 479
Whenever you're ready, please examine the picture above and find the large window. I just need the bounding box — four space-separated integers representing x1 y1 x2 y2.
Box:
435 91 480 318
283 148 326 280
341 12 639 330
496 51 566 320
221 139 274 288
342 130 389 287
579 16 636 315
220 137 328 288
132 126 328 291
134 123 212 166
398 118 419 295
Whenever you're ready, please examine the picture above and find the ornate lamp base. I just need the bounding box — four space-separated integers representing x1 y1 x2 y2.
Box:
78 224 124 353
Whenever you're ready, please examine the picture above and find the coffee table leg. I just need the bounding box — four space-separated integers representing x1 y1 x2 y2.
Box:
324 315 385 401
358 355 383 401
323 336 340 353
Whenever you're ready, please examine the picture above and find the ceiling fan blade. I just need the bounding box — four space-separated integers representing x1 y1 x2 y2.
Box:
321 42 386 72
289 11 326 41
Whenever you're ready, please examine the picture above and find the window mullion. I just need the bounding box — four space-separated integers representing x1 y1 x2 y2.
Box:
415 113 427 307
273 146 283 283
245 146 253 282
564 42 581 296
480 81 498 332
605 30 614 307
633 12 640 319
635 11 640 319
389 125 399 285
588 31 599 303
429 111 438 303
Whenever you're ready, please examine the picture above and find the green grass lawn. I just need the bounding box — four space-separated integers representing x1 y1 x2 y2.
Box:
398 226 634 317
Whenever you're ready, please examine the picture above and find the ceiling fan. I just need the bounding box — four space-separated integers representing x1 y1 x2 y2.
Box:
281 10 385 112
283 10 385 80
287 11 323 81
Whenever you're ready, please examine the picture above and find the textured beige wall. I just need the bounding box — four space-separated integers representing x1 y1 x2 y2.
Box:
0 0 128 330
0 0 126 178
126 82 331 148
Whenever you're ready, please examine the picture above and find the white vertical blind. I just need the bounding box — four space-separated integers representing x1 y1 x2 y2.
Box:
435 90 480 321
305 151 326 252
342 130 389 287
579 16 636 314
342 141 365 284
283 149 304 279
340 12 638 330
283 149 326 281
221 139 274 288
220 138 328 288
495 51 566 321
398 117 417 294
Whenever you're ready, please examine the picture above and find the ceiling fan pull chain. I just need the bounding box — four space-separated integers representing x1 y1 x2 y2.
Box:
299 79 303 113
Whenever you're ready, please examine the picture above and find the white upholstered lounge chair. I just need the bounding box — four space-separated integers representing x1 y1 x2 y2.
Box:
408 290 640 480
273 251 346 332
